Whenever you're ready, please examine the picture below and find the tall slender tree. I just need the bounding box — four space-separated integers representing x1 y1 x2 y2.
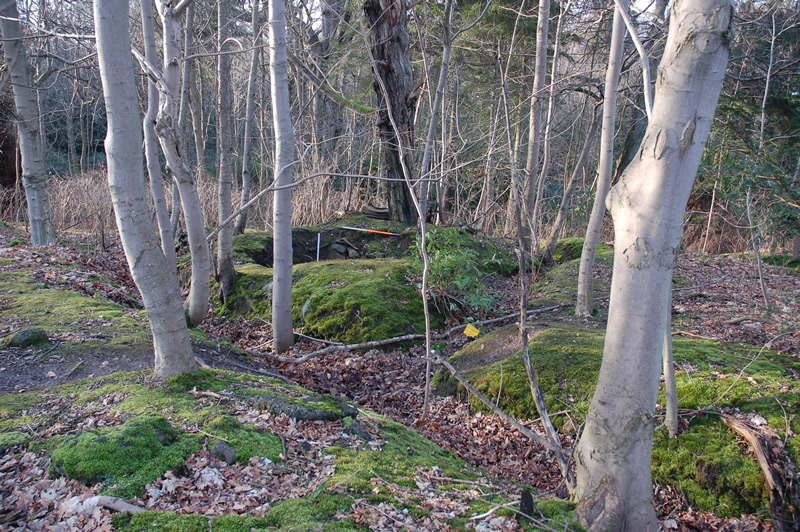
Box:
0 0 55 245
216 0 235 302
94 0 198 380
270 0 296 352
574 1 733 529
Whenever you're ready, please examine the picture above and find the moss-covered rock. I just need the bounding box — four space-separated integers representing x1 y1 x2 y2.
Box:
0 430 30 451
50 416 202 498
222 259 443 343
530 240 614 310
5 328 49 348
435 325 799 517
254 392 357 421
202 415 282 465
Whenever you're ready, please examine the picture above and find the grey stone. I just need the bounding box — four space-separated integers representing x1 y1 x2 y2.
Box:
211 441 237 464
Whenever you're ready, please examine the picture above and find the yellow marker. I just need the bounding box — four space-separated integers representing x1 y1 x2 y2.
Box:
464 323 480 338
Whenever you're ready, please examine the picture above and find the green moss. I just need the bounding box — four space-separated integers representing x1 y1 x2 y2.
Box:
0 430 30 449
530 242 613 310
50 415 202 498
202 415 282 464
256 494 358 531
536 499 583 530
223 259 442 343
111 511 208 531
440 325 799 517
329 412 470 499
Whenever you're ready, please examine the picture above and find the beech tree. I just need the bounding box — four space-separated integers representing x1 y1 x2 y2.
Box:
94 0 198 379
216 0 235 302
575 1 627 318
574 1 733 529
0 0 55 245
270 0 296 353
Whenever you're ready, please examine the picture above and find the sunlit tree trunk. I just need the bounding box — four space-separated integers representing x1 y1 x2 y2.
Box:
574 2 732 529
141 0 177 275
270 0 295 353
522 0 551 244
216 0 235 303
575 2 627 317
154 0 210 327
94 0 197 379
0 1 55 245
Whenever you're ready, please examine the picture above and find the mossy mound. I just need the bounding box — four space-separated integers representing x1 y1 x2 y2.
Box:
436 325 800 517
0 258 153 359
233 215 517 277
530 240 614 309
2 368 542 530
50 416 202 498
223 259 443 343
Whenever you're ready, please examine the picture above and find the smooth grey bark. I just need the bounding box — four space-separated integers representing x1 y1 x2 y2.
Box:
178 3 194 168
234 0 262 236
663 302 678 438
533 0 571 255
154 0 210 327
141 0 177 275
0 1 55 245
269 0 295 353
216 0 235 303
94 0 197 380
575 2 627 318
574 2 732 529
522 0 551 241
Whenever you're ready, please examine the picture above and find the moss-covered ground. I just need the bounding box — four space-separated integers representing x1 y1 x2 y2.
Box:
0 257 152 357
1 368 554 531
221 259 444 343
530 239 614 310
436 323 799 517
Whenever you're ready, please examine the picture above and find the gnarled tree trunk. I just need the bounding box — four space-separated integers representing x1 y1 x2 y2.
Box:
364 0 417 223
94 0 197 379
574 2 732 529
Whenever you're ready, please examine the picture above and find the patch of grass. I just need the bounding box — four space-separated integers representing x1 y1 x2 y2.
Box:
50 416 202 498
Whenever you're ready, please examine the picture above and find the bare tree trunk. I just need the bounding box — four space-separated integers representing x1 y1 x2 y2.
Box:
663 301 678 438
364 0 417 223
522 0 551 242
216 0 235 303
418 0 453 217
0 1 55 245
574 3 732 529
575 2 627 318
154 1 210 327
746 187 771 310
94 0 197 380
542 106 599 264
269 0 295 353
141 0 177 275
234 0 262 236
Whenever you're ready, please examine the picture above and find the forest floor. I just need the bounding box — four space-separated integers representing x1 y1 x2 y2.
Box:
0 226 798 531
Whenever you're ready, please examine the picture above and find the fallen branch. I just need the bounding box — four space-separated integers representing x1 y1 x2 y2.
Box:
254 303 569 365
721 415 789 531
89 495 144 514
